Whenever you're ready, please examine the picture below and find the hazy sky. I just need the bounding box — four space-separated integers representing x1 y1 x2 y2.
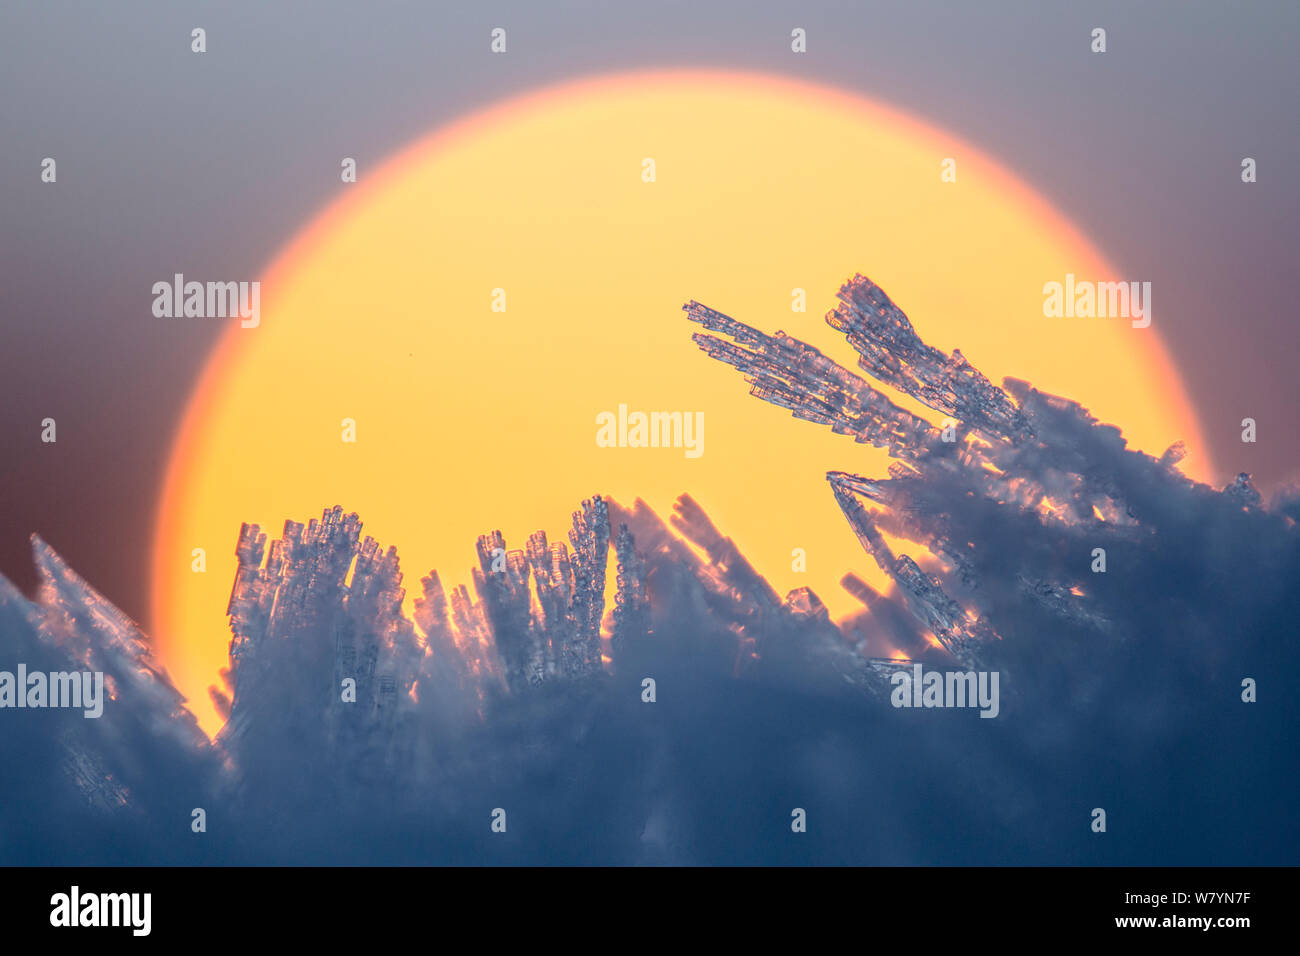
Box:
1 0 1296 626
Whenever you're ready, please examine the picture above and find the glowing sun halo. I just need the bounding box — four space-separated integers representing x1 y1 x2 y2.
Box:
152 70 1213 737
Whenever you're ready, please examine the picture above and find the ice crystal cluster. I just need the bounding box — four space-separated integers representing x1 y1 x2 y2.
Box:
3 272 1297 864
687 274 1292 676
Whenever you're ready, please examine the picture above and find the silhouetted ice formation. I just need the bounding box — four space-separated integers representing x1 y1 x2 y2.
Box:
216 489 887 750
3 271 1298 864
0 538 212 858
686 273 1289 676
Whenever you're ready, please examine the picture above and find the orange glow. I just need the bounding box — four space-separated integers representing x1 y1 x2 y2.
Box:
151 70 1213 737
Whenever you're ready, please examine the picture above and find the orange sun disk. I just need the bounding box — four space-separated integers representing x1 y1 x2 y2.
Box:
151 70 1213 738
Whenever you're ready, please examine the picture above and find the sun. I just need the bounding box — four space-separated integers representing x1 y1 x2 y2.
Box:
152 69 1212 737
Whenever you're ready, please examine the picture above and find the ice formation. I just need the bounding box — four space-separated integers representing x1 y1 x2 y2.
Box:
3 271 1297 864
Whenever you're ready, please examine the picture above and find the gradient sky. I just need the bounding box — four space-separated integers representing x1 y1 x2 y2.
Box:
1 0 1296 634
